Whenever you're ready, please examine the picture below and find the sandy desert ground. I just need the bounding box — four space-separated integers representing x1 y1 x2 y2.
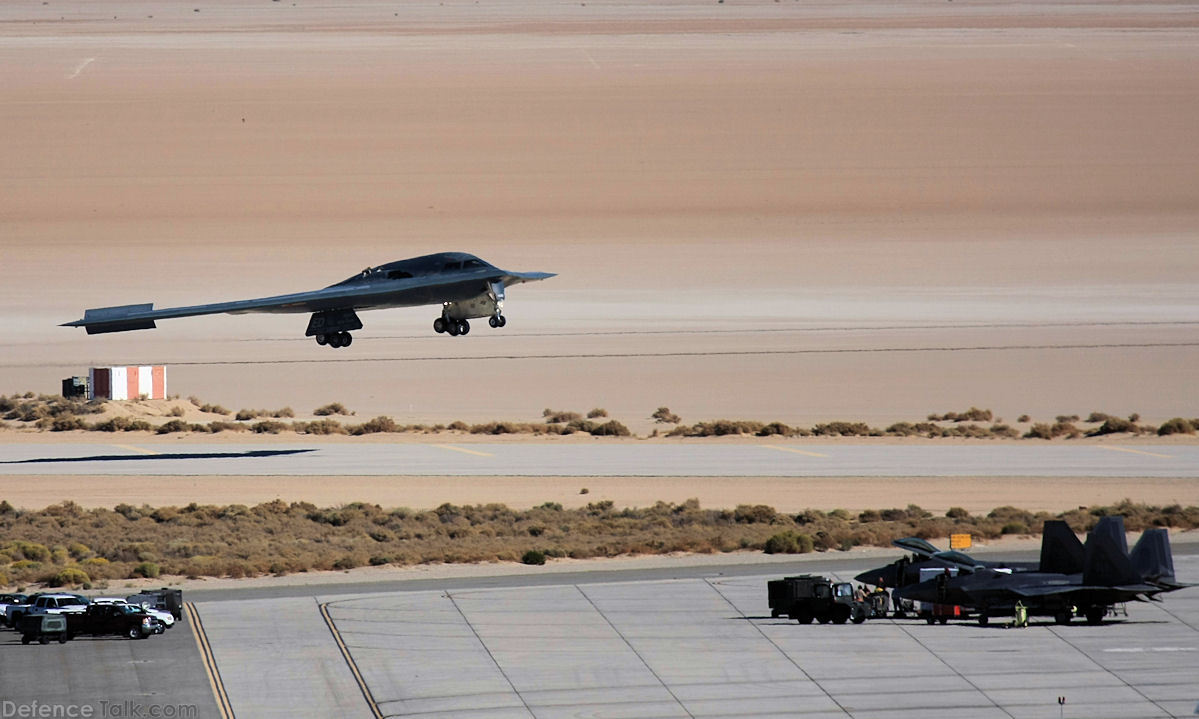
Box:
1 1 1197 518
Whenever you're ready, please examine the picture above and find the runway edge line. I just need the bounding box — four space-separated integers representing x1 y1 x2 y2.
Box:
185 602 235 719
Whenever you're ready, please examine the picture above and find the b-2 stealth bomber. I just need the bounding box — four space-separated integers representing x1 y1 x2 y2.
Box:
63 252 555 347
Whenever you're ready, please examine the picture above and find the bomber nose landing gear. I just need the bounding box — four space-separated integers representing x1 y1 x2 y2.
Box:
488 314 507 328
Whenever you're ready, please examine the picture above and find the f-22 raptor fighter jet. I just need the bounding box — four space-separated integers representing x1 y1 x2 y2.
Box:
63 252 555 348
889 517 1189 625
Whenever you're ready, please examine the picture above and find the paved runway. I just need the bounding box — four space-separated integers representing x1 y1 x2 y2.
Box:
0 442 1196 477
193 553 1199 719
5 551 1196 718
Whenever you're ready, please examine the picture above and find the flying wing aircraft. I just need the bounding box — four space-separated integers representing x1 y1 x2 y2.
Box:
62 252 555 347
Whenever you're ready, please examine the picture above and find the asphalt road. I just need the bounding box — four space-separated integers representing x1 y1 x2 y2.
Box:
0 442 1196 477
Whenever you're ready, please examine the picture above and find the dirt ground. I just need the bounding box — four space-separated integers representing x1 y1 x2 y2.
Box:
1 1 1197 522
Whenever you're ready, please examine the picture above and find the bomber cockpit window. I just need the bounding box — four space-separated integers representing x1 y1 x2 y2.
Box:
444 261 463 270
387 270 413 280
462 259 484 268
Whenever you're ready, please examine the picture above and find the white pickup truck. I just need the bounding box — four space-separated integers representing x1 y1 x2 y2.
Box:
0 594 29 626
5 594 89 627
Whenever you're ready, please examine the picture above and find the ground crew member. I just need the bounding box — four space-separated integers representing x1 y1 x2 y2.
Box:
1014 601 1028 628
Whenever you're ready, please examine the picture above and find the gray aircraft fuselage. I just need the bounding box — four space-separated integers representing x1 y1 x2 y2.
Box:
63 252 555 347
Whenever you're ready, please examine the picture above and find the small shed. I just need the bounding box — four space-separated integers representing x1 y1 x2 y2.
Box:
89 366 167 401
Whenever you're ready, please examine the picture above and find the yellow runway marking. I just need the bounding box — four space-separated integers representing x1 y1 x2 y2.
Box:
320 602 384 719
112 444 159 455
185 602 235 719
760 446 828 458
1097 446 1173 459
432 444 494 457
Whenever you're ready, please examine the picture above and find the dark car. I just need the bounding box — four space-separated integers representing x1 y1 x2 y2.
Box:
69 603 159 639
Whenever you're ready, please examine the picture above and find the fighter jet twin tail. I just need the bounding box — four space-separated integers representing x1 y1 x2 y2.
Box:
855 516 1190 625
63 253 555 347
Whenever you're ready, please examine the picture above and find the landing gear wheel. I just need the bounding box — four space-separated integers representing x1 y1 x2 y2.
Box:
315 334 328 346
340 332 352 347
978 614 989 627
1054 610 1072 625
434 317 447 334
1084 606 1105 625
458 320 470 335
796 612 813 625
497 315 506 327
327 333 343 349
447 321 460 337
489 316 498 328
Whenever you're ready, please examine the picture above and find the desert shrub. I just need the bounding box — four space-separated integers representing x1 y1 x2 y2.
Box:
156 419 190 434
812 421 874 437
763 531 813 554
47 567 90 588
275 407 295 418
543 409 582 424
1050 421 1081 439
207 421 247 433
314 403 352 417
131 562 160 578
587 408 608 419
1017 414 1030 423
235 409 260 421
929 407 992 422
989 424 1019 439
448 420 469 431
652 407 681 424
1158 418 1195 436
1089 416 1136 436
49 414 87 431
1056 414 1080 423
589 420 631 437
1001 521 1028 535
349 416 399 434
92 416 152 432
1085 412 1115 423
199 404 231 415
520 549 547 565
298 419 347 435
756 422 793 437
168 406 185 417
733 504 776 524
250 420 288 434
1023 423 1053 440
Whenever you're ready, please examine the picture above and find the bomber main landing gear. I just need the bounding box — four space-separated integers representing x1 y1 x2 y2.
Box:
434 317 470 336
315 331 353 348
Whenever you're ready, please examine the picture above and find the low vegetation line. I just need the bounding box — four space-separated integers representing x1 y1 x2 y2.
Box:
1 394 1197 440
0 499 1193 591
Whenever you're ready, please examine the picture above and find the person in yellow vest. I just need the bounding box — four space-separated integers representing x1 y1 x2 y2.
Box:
1014 601 1028 628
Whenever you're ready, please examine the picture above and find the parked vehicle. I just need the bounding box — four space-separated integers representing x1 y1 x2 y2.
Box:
68 603 160 639
768 575 872 625
6 594 89 627
16 613 70 645
0 594 29 627
126 588 183 621
93 598 174 628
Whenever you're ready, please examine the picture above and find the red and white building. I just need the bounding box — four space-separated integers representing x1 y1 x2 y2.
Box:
89 366 168 401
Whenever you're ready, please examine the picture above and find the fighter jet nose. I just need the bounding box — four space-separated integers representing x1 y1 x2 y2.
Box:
855 565 897 587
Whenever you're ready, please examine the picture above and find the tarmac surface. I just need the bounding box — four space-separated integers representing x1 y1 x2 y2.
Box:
0 442 1196 478
3 551 1195 719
